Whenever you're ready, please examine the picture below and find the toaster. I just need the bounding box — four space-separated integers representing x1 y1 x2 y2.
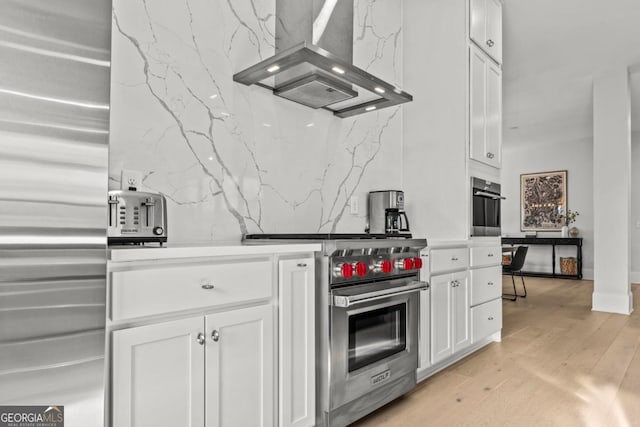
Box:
108 190 167 245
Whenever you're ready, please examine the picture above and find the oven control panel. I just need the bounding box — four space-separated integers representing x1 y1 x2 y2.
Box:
330 248 423 285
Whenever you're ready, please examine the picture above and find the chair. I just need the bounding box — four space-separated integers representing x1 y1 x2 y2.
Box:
502 246 528 301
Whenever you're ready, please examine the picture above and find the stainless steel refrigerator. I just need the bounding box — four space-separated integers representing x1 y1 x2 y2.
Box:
0 0 111 426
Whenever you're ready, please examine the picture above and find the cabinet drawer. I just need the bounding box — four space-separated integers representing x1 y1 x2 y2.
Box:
471 299 502 343
470 246 501 267
470 266 501 306
111 258 272 321
430 248 469 274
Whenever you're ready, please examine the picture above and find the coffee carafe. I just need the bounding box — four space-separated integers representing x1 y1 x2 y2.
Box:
366 190 411 234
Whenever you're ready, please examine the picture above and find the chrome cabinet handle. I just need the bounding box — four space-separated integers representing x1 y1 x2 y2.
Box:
451 257 459 261
486 39 494 47
196 333 205 345
211 330 220 342
488 316 494 321
451 280 459 287
486 152 495 159
297 263 308 268
488 253 494 257
201 279 214 290
488 281 494 286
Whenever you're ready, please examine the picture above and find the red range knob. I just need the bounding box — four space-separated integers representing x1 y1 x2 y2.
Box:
414 257 423 269
403 258 415 270
340 263 353 278
355 262 368 277
380 260 392 273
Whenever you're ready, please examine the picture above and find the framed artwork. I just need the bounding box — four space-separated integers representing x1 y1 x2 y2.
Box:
520 170 567 231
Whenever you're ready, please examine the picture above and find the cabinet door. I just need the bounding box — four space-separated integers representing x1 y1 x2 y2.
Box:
471 298 502 343
470 0 502 64
206 305 274 427
485 0 502 63
430 274 453 364
279 258 315 427
452 271 471 353
112 317 205 427
470 46 488 164
469 0 486 49
470 46 501 168
470 266 501 306
485 60 502 168
419 285 431 369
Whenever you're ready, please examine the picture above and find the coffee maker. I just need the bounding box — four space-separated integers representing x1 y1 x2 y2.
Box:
366 190 410 235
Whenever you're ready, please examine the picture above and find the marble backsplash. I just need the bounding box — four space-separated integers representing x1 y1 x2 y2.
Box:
109 0 404 241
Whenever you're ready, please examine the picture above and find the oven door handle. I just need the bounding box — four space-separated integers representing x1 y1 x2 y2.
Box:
474 190 506 200
333 281 429 308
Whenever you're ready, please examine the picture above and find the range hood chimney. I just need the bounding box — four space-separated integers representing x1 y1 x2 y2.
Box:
233 0 413 118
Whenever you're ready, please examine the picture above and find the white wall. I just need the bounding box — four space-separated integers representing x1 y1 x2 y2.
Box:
501 137 594 279
402 0 469 240
632 131 640 283
109 0 404 241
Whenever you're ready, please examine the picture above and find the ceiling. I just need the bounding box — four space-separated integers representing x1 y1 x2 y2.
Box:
502 0 640 146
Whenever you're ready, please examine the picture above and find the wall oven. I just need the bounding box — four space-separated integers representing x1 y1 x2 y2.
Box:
471 177 505 237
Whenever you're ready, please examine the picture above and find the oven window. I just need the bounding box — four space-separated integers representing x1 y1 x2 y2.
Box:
348 304 407 372
473 194 501 228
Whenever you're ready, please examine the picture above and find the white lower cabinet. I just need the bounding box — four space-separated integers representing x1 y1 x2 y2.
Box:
470 266 501 306
206 305 274 427
112 305 274 427
430 271 470 364
418 285 431 370
112 316 206 427
471 298 502 343
109 250 317 427
278 258 315 427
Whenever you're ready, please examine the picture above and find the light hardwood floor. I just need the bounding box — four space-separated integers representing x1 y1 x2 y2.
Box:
353 277 640 427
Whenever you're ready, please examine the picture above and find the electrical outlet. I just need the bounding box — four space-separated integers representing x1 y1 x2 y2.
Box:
121 169 143 191
350 196 359 215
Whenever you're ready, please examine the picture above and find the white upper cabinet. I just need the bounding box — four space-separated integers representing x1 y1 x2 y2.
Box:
470 0 502 64
470 45 502 169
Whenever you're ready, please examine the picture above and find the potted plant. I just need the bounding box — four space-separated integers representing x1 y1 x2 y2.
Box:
559 209 579 237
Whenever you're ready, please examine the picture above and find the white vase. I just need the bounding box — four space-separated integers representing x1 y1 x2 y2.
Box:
561 225 569 237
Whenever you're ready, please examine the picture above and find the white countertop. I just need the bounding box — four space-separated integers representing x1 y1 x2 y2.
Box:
108 241 321 262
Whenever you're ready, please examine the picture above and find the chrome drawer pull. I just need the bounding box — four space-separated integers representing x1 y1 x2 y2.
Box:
196 333 205 345
211 330 220 342
201 279 215 290
451 257 459 261
297 263 308 268
488 316 494 321
488 281 494 286
488 253 494 257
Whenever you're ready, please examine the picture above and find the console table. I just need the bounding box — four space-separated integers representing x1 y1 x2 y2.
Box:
501 237 583 280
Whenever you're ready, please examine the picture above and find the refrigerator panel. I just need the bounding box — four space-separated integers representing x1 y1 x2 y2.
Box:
0 0 111 425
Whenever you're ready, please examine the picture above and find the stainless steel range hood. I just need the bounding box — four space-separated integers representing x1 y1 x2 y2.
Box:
233 0 413 118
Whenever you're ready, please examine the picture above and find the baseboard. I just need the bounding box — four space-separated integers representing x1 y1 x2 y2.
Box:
592 291 634 315
631 271 640 284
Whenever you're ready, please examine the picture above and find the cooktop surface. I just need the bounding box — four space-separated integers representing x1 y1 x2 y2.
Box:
244 233 412 240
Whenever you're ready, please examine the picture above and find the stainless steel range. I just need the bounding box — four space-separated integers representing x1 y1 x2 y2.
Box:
244 233 428 427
